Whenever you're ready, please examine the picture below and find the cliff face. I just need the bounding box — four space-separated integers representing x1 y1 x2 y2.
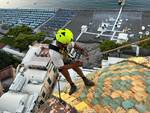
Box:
54 57 150 113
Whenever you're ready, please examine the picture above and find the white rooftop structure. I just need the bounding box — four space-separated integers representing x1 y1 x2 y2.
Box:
142 26 146 31
0 92 38 113
22 84 43 95
22 46 41 64
2 46 25 58
0 44 59 113
118 33 128 41
24 69 47 83
116 33 128 44
97 22 109 32
81 25 88 33
102 57 126 68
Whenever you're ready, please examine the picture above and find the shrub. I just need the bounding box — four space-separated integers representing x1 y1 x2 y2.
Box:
6 25 32 38
99 40 119 52
0 50 21 69
139 36 150 49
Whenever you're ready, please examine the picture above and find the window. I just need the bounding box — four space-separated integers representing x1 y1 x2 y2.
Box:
42 92 45 98
47 78 51 85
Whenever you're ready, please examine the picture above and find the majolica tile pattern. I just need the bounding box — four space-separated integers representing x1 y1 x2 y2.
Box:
37 96 78 113
63 57 150 113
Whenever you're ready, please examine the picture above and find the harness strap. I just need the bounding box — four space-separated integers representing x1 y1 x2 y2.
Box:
49 44 61 53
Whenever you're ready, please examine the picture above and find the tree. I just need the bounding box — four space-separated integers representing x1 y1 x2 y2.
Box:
139 36 150 49
14 33 37 52
35 32 46 42
42 39 53 44
99 40 119 52
1 25 46 52
0 50 21 70
6 25 33 38
0 36 15 47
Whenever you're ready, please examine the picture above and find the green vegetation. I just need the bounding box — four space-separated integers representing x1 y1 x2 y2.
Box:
35 32 46 42
42 39 53 44
6 25 32 38
14 33 37 52
99 40 119 52
0 37 15 47
99 40 132 52
0 25 46 52
0 50 21 70
139 36 150 49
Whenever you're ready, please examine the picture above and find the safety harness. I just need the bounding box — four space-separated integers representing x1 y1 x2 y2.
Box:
49 43 82 60
49 44 61 53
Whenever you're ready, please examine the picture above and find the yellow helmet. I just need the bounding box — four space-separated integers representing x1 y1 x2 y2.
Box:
55 28 74 45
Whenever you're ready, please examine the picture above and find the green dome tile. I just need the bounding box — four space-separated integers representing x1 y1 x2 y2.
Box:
102 96 112 106
106 72 114 76
134 65 144 69
145 79 150 85
92 98 100 105
112 73 121 77
98 76 106 82
113 97 124 106
97 80 104 85
79 87 88 100
120 72 130 76
120 81 128 86
94 92 100 98
146 86 150 94
145 96 150 111
80 92 87 100
122 100 135 110
109 100 119 110
135 104 147 113
112 80 122 91
120 86 129 91
144 71 150 76
112 80 132 91
131 71 142 75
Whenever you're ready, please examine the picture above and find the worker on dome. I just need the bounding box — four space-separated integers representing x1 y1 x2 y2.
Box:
49 28 94 95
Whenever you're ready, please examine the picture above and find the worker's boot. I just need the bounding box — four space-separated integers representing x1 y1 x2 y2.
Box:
69 83 77 95
82 77 95 86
